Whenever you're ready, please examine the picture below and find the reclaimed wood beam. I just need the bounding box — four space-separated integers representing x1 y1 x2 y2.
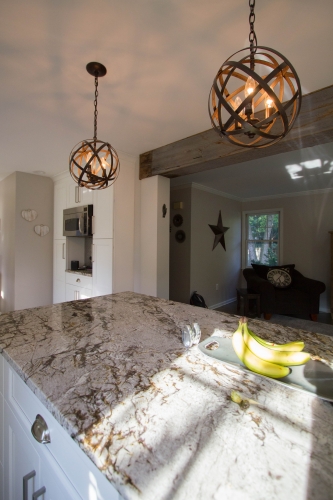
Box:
139 85 333 180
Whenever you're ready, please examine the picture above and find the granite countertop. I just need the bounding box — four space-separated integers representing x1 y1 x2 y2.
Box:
0 292 333 500
66 269 93 277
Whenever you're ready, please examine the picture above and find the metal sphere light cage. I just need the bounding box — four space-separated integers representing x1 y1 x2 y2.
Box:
69 139 120 189
69 62 120 189
209 46 302 148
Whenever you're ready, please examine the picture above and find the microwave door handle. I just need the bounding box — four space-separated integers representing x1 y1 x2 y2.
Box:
78 214 83 235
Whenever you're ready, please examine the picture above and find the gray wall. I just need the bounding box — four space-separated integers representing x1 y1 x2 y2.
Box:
190 187 242 307
170 186 192 304
242 191 333 312
169 185 242 307
0 172 53 312
0 174 16 312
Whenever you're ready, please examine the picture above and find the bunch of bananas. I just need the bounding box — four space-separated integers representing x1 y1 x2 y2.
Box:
232 317 310 379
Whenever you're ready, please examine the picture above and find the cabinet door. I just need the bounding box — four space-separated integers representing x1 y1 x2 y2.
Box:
0 372 3 500
92 186 114 239
68 184 93 207
41 445 82 500
92 239 113 296
53 241 66 304
4 401 42 500
54 181 68 239
65 284 92 302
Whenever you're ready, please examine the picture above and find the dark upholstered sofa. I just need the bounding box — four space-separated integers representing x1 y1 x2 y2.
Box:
243 267 326 321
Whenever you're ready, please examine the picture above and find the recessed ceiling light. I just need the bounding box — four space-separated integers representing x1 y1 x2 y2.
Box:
32 170 46 175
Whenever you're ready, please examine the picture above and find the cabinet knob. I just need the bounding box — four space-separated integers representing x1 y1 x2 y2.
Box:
31 414 51 444
76 278 81 283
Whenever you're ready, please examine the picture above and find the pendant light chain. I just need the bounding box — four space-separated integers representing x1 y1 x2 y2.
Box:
93 76 98 142
248 0 257 69
69 62 120 190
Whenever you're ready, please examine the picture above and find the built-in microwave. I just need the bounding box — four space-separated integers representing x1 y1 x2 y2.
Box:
63 205 93 237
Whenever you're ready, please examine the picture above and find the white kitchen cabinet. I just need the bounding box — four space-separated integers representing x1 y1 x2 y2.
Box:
65 283 92 301
68 183 93 208
92 185 114 239
4 393 82 499
65 272 92 301
53 240 66 304
1 355 121 500
53 173 114 304
93 239 113 296
4 401 42 500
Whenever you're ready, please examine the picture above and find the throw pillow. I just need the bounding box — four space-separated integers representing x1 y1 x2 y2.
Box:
252 264 295 288
251 264 269 280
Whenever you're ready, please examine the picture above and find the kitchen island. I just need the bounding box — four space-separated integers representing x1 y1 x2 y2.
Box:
0 292 333 499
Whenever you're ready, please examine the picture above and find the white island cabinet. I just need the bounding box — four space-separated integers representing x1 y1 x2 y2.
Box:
0 355 122 500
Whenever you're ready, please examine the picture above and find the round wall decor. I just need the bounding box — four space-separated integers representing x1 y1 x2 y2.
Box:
173 214 183 227
175 230 186 243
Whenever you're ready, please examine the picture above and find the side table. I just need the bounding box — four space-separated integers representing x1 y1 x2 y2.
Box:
236 288 261 318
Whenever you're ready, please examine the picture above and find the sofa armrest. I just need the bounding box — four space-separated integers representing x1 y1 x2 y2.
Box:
292 270 326 295
243 268 274 297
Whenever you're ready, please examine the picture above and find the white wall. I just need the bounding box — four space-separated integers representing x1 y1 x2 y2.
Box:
242 190 333 312
113 152 138 293
0 172 53 312
140 175 170 299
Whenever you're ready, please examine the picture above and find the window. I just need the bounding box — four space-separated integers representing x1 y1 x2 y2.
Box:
242 210 282 268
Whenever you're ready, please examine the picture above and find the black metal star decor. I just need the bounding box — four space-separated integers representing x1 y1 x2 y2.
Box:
209 211 229 251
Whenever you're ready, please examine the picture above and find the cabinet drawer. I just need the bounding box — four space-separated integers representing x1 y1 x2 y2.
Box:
65 284 92 302
65 272 92 289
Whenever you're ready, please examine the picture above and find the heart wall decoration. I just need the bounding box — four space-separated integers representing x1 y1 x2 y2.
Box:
21 209 38 221
34 225 49 237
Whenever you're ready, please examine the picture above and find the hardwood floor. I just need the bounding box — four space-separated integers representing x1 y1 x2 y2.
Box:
216 300 333 337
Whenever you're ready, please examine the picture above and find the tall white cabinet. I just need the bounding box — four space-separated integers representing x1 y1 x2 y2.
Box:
53 173 114 304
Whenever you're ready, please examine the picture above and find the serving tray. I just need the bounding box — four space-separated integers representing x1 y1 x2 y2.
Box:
198 336 333 402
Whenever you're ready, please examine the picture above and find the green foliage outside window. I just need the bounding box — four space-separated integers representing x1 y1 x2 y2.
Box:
247 213 279 266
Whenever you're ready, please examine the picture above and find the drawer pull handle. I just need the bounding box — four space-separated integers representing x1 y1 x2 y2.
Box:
76 278 81 283
31 414 51 444
33 486 46 499
23 470 36 500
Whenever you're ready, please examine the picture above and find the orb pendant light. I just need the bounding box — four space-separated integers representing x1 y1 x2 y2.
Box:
69 62 120 189
208 0 302 148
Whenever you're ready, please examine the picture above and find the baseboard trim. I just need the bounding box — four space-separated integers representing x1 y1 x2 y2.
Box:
320 307 331 314
209 298 237 310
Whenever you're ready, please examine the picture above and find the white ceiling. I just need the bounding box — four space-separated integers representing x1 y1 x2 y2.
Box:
0 0 332 197
170 142 333 200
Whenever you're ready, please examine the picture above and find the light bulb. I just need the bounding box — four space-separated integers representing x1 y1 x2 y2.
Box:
244 76 257 98
234 96 243 130
234 96 243 111
265 95 275 119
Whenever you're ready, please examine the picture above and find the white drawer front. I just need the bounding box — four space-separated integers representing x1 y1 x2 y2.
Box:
65 272 92 289
65 284 92 302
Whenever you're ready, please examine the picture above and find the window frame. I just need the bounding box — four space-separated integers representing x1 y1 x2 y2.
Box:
241 208 283 269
